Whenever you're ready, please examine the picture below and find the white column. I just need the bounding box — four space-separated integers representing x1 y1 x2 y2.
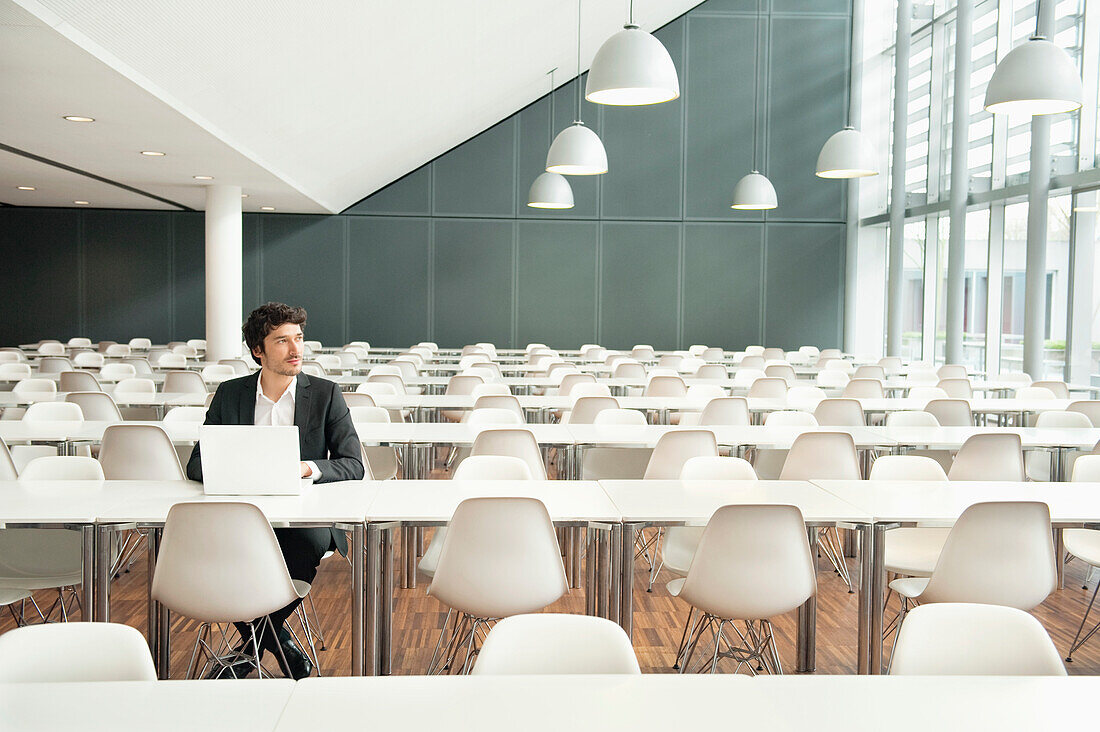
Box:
843 0 866 355
945 0 973 365
886 0 912 357
204 185 243 362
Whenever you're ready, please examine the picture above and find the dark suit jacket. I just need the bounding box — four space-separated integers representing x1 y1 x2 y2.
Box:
186 371 365 555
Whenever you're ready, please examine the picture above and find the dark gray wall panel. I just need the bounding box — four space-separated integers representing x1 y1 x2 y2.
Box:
601 19 685 220
433 219 514 347
0 208 81 344
684 14 761 220
683 223 763 348
600 223 680 350
773 0 849 14
83 210 172 343
764 223 844 349
343 165 431 216
767 15 848 221
260 215 346 345
243 214 262 311
347 217 430 345
433 120 516 218
516 221 598 348
172 212 205 340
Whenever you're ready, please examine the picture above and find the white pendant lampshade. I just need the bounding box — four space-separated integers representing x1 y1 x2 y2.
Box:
730 171 777 210
546 122 608 175
984 36 1083 116
815 126 878 178
585 25 680 106
527 172 575 209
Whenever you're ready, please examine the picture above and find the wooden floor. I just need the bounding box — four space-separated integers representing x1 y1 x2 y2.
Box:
3 533 1099 677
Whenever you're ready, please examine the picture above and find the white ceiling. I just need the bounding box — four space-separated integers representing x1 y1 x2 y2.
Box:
1 0 702 214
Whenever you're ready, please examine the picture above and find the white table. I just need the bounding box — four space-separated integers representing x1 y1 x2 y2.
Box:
811 479 1100 674
599 479 873 673
0 679 295 731
364 479 622 675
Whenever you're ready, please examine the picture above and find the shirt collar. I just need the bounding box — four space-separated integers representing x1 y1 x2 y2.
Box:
256 373 298 405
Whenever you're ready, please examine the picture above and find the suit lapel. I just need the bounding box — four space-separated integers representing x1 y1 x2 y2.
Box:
294 373 312 437
240 372 259 424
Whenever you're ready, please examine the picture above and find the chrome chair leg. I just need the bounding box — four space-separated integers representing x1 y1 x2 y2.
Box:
1067 579 1100 662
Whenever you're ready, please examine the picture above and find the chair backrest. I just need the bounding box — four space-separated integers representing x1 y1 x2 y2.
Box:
12 379 57 395
813 398 865 426
924 398 972 426
367 373 407 395
739 355 766 370
470 428 547 480
905 370 940 387
843 378 885 398
853 365 886 380
113 377 156 394
764 410 818 427
163 370 208 394
679 504 817 620
98 424 186 480
657 354 683 370
731 368 765 387
472 395 524 420
0 439 18 479
748 377 788 398
816 370 850 388
20 456 105 480
780 432 861 480
104 344 132 358
151 502 300 623
123 358 154 376
919 501 1056 610
162 406 208 422
697 397 751 426
878 356 903 375
680 455 757 480
472 614 640 675
128 338 152 349
467 408 524 426
684 384 725 404
868 455 948 480
937 364 968 380
59 371 102 392
37 342 65 356
72 351 105 368
558 373 597 397
907 386 949 404
186 339 206 351
936 378 973 399
172 345 197 357
1033 410 1092 429
593 409 648 426
22 402 83 422
0 623 157 682
37 356 73 374
99 363 137 381
218 358 252 376
948 433 1024 481
1067 400 1100 427
823 359 854 374
786 386 827 407
452 455 534 480
445 374 485 395
356 382 397 398
1015 386 1057 400
156 353 188 369
0 363 31 377
643 430 718 479
890 603 1066 676
613 362 647 379
349 406 391 423
571 383 613 400
389 359 420 380
566 396 619 424
886 410 940 427
644 375 687 397
1071 454 1100 481
702 347 724 362
65 391 122 421
428 497 567 618
744 346 765 357
1032 380 1070 399
200 364 236 380
343 393 377 408
695 364 729 380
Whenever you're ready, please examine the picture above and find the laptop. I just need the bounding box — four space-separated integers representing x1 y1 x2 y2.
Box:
199 425 307 496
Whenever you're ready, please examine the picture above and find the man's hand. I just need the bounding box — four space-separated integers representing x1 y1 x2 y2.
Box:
300 462 313 478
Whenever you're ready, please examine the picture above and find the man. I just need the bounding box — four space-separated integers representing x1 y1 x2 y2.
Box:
187 302 364 679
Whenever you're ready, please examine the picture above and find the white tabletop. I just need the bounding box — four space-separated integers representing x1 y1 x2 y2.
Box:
812 479 1100 525
0 679 295 732
368 479 620 523
599 480 873 525
273 675 1097 732
566 424 890 449
865 425 1100 450
407 422 576 446
0 479 109 525
0 392 207 407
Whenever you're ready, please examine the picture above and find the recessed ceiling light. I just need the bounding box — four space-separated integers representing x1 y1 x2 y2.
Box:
241 193 249 198
63 115 94 122
16 186 35 191
193 175 214 180
74 200 90 205
140 151 165 156
260 206 275 211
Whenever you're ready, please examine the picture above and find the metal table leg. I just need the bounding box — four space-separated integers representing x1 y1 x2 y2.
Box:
856 522 874 674
95 523 113 621
81 524 96 622
402 526 417 589
585 527 598 616
570 526 583 590
797 526 818 672
1055 527 1065 590
616 523 633 637
350 523 365 677
381 526 394 675
365 522 381 676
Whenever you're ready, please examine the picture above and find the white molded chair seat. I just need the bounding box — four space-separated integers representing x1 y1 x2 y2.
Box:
0 623 157 682
98 424 186 480
65 392 122 421
20 456 104 480
948 433 1024 481
470 429 547 480
472 613 641 675
163 406 208 422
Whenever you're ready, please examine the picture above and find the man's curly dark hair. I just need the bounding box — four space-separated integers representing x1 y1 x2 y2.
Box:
242 302 307 365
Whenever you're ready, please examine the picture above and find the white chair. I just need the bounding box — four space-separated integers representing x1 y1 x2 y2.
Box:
631 345 656 360
937 364 968 380
37 343 65 356
123 358 155 376
172 345 198 358
669 504 816 674
581 410 652 481
643 430 718 479
67 338 92 348
58 371 102 392
426 497 567 674
853 365 886 380
156 353 188 369
1026 410 1093 481
163 406 207 422
886 410 939 427
37 357 74 375
924 398 973 427
151 502 310 678
19 456 105 480
472 613 639 675
823 359 853 374
1067 400 1100 427
878 356 903 375
936 378 973 399
1063 455 1100 661
99 363 137 381
104 344 132 358
905 370 940 387
890 604 1066 676
740 356 765 370
12 402 85 472
813 398 865 426
98 424 186 480
65 392 122 421
343 393 376 408
349 406 399 480
1015 386 1057 400
563 396 619 424
186 339 207 352
948 433 1024 481
128 338 152 350
747 377 787 399
786 386 827 408
870 455 948 481
72 352 104 369
907 386 949 405
219 358 252 376
471 395 524 422
1032 380 1071 399
645 375 687 398
696 364 730 381
763 410 817 427
694 397 751 426
0 439 16 479
467 408 523 426
870 456 951 582
0 363 31 377
163 370 208 394
12 379 56 396
200 364 237 382
765 363 796 382
0 623 157 682
470 428 547 480
816 370 849 388
732 369 766 388
113 378 156 394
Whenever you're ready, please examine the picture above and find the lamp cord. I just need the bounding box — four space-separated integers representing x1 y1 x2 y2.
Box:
1035 0 1042 37
751 0 762 171
548 68 556 149
576 0 583 124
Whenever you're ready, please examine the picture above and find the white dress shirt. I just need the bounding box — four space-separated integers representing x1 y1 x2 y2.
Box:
255 374 320 481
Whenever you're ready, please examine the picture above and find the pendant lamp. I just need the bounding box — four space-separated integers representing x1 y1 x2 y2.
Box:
528 69 575 209
586 1 679 106
731 0 776 210
546 0 608 175
815 126 878 178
